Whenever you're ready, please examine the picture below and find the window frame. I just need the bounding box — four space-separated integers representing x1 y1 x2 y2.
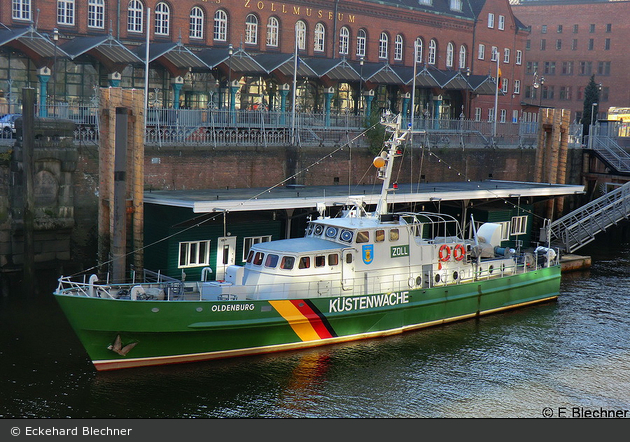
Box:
178 240 211 269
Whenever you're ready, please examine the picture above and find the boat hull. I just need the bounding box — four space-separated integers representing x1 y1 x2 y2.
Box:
54 266 561 371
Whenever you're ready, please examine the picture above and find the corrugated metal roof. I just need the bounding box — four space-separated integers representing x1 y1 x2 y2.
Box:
60 35 142 64
303 58 360 81
0 26 70 59
136 42 210 70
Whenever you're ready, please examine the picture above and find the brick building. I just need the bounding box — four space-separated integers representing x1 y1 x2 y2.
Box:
0 0 531 125
512 0 630 123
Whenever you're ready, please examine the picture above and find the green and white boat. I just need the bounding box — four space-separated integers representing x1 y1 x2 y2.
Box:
54 113 561 371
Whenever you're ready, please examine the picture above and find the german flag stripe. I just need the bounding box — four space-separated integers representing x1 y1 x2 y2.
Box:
269 300 336 341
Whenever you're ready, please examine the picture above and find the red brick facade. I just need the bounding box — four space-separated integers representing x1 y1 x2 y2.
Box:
513 1 630 122
2 0 531 120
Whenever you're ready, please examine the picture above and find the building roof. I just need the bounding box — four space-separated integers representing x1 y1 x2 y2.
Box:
143 180 585 213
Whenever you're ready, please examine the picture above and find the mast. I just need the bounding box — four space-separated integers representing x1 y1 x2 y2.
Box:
374 113 408 216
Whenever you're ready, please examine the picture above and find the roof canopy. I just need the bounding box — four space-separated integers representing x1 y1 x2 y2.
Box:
0 26 69 66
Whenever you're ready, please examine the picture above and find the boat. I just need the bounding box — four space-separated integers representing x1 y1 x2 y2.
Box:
54 112 561 371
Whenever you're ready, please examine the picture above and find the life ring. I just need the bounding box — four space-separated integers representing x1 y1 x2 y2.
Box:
453 244 466 261
439 244 451 262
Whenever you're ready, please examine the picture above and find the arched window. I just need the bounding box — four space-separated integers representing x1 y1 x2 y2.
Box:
414 37 423 63
356 29 366 57
459 45 467 69
339 26 349 56
266 16 279 47
154 2 170 35
190 7 204 39
245 14 258 45
127 0 143 33
378 32 388 59
296 20 306 51
88 0 104 29
314 22 325 52
394 34 403 61
446 42 454 68
214 9 227 41
428 39 437 65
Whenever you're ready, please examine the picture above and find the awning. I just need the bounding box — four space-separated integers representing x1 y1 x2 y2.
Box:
468 75 498 95
408 66 442 88
135 41 210 73
360 62 405 84
0 26 70 63
303 58 360 82
198 47 266 75
433 70 471 90
251 53 317 78
60 34 142 69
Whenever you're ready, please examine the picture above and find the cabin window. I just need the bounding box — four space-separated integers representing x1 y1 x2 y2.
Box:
511 216 528 235
246 250 254 263
346 253 353 264
390 229 400 241
315 255 326 267
253 252 264 266
243 235 272 260
328 254 339 266
280 256 295 270
299 256 311 269
356 231 370 243
375 230 385 242
265 254 279 268
178 240 211 268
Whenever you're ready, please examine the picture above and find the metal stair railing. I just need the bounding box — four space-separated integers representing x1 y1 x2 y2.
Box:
592 136 630 173
549 181 630 253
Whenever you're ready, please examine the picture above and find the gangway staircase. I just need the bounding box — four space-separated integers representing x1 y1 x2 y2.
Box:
591 136 630 174
549 180 630 253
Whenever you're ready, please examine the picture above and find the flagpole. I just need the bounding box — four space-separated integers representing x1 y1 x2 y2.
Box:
144 7 151 129
493 48 499 142
291 25 298 146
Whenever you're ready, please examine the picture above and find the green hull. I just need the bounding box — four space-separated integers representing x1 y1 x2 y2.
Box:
54 266 561 371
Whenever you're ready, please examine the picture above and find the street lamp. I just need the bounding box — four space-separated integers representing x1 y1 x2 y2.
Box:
52 27 58 117
538 76 545 107
589 102 598 150
358 56 363 116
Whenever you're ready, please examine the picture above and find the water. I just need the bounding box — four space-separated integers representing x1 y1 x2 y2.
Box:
1 236 630 418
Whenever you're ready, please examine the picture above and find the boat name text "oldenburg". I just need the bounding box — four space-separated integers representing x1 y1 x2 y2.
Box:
211 304 256 312
329 292 409 313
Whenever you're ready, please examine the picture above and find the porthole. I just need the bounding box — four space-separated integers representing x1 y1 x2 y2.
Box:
416 276 422 286
435 273 441 283
314 225 324 236
452 271 459 280
325 226 338 238
340 229 353 242
489 265 494 274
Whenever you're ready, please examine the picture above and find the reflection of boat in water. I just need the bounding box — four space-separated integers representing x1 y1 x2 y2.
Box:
54 112 561 371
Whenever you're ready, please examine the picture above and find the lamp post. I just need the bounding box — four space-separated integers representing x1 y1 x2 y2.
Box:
538 76 545 107
589 102 598 150
52 27 58 117
358 56 363 116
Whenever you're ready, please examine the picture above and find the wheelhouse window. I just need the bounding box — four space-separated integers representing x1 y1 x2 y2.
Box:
315 255 326 267
280 256 295 270
298 256 310 269
127 0 143 33
253 252 264 266
88 0 105 29
243 235 271 260
389 229 400 241
265 254 279 268
154 2 170 35
214 9 228 41
328 254 339 266
376 230 385 242
190 7 204 39
178 240 210 268
356 231 370 243
57 0 75 25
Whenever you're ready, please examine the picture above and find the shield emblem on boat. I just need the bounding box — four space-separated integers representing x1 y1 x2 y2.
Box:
362 244 374 264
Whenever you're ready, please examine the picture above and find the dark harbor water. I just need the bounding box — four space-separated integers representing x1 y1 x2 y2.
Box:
1 235 630 419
